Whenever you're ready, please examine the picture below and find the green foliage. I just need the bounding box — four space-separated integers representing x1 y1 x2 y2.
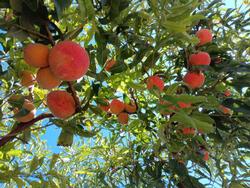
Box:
0 0 249 187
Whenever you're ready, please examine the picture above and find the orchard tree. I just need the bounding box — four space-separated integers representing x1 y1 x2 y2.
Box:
0 0 249 187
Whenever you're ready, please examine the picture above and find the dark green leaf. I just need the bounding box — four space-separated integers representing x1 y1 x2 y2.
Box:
54 0 72 18
57 129 74 146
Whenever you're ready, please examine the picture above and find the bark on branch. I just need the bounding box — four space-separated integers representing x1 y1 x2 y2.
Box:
67 82 81 113
0 113 54 147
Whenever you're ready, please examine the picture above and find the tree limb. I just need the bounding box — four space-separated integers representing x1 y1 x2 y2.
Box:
0 113 54 147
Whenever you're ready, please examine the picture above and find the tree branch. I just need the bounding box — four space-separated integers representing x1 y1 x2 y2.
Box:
45 22 55 46
200 74 230 95
129 88 139 112
67 82 81 113
0 113 54 147
14 24 50 40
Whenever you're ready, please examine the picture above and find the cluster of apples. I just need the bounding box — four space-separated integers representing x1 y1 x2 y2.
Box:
183 29 213 89
145 74 211 150
11 40 90 122
146 75 191 110
99 99 137 125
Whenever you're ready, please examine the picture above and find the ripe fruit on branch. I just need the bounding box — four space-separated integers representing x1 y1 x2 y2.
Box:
125 102 137 113
20 71 35 87
182 127 195 135
203 151 209 161
118 112 129 125
183 72 205 89
214 57 222 64
196 29 213 46
47 90 76 119
224 89 231 97
159 100 191 115
36 67 61 89
159 100 176 115
146 76 164 91
99 99 110 112
189 52 211 66
105 59 116 72
49 41 90 81
177 101 192 109
110 99 125 115
13 99 36 122
24 43 49 68
219 105 232 115
22 100 35 111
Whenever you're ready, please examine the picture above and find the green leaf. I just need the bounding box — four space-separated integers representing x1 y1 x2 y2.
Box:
177 95 207 104
54 0 72 18
30 156 44 173
75 170 94 175
171 112 196 128
162 20 186 33
7 26 29 41
187 176 205 188
167 141 185 152
6 149 22 157
23 0 39 11
0 1 10 8
110 62 128 74
77 129 98 137
20 128 31 143
12 177 26 188
19 15 35 31
192 118 214 133
236 142 250 149
64 25 83 40
182 14 205 25
229 182 244 188
169 159 189 177
77 0 95 20
9 0 23 12
57 129 74 146
29 181 41 187
0 151 3 159
171 112 214 133
14 108 30 118
165 83 181 95
49 154 60 170
30 156 39 173
191 112 215 124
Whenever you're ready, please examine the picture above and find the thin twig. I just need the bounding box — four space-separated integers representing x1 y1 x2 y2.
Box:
200 74 230 95
15 136 28 144
14 24 50 40
129 88 139 111
184 48 190 70
67 82 81 112
30 123 54 132
45 22 55 46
